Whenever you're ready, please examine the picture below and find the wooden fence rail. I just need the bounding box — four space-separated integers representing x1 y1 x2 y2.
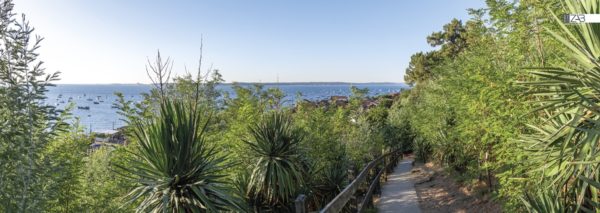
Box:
294 150 402 213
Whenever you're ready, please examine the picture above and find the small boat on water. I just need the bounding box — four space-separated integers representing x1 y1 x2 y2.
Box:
78 106 90 110
93 101 100 104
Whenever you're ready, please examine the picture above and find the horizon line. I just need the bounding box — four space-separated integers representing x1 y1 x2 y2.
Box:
55 81 407 85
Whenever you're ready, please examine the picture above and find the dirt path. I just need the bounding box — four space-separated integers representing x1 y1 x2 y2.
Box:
413 163 502 213
377 159 421 213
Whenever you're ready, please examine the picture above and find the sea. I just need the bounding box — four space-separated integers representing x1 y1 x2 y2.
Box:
46 83 407 132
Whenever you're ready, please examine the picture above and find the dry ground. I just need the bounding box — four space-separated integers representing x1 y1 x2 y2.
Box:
412 162 502 213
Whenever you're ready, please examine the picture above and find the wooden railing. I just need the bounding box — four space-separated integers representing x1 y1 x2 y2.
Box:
294 150 402 213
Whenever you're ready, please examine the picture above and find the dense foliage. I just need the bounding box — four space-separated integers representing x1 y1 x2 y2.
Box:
394 0 600 211
2 0 600 212
0 0 65 211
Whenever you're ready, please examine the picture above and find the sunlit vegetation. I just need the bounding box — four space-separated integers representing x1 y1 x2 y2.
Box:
107 52 403 212
395 0 600 211
1 0 600 212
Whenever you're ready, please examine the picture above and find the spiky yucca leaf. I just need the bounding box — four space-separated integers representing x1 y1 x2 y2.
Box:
312 161 348 209
244 112 305 208
522 189 568 213
117 99 239 212
521 0 600 211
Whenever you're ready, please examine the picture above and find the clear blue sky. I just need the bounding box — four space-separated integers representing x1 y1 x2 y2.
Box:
15 0 486 84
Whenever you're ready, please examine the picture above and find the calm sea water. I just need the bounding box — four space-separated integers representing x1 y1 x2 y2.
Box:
46 83 407 132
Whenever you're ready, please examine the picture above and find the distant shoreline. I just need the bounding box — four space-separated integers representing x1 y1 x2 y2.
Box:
55 82 407 86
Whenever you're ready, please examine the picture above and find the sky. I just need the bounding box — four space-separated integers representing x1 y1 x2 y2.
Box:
14 0 486 84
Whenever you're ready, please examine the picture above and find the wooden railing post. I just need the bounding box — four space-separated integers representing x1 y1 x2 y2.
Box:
345 167 354 212
295 194 306 213
350 194 358 212
375 168 382 195
320 150 401 213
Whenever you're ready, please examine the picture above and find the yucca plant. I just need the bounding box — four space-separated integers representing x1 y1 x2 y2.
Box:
244 112 305 211
520 0 600 211
232 170 253 212
413 136 432 162
116 99 240 212
311 160 348 209
522 189 567 213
